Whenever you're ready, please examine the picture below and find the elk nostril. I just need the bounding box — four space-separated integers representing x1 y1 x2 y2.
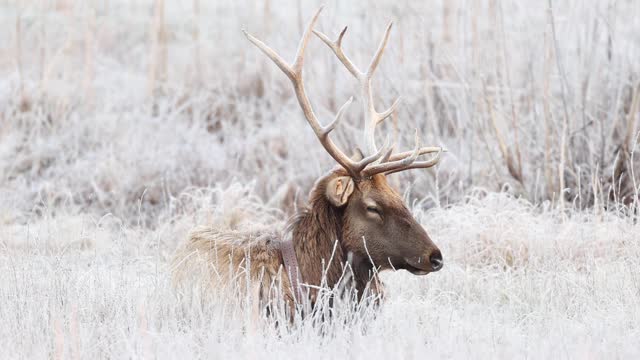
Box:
429 250 443 271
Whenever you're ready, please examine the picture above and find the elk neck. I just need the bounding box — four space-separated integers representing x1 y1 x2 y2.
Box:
286 175 375 297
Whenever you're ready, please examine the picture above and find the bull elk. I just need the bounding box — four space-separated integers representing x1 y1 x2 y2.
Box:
173 7 443 314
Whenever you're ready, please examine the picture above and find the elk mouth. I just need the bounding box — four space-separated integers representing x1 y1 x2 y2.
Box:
399 256 442 275
402 264 431 275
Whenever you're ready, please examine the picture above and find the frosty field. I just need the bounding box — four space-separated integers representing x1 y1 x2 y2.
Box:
1 1 639 359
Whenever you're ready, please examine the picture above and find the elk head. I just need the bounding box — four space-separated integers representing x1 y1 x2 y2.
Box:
243 7 444 274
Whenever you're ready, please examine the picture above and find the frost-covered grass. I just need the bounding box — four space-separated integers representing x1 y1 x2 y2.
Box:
2 190 639 358
1 0 640 359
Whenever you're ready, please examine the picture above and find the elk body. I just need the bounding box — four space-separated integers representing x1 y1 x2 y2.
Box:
173 7 443 312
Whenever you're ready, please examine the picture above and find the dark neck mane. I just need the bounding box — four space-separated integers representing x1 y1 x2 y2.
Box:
287 176 375 299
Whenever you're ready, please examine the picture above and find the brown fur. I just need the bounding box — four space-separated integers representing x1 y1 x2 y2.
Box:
289 170 389 300
172 226 295 305
173 169 439 311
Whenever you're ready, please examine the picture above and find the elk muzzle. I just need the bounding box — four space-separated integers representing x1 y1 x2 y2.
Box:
403 248 443 275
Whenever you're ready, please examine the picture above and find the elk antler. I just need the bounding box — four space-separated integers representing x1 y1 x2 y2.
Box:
242 7 389 178
243 7 442 178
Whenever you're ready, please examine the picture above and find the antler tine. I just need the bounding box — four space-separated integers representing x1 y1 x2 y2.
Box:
363 130 422 176
242 30 295 80
365 22 393 78
380 142 395 163
384 149 443 175
361 22 399 154
375 97 401 124
388 146 442 162
313 26 363 80
364 141 444 176
243 7 323 79
243 7 362 177
324 96 353 135
290 6 324 75
353 135 391 173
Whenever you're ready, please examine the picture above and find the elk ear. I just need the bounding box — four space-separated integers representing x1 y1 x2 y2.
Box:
325 176 355 207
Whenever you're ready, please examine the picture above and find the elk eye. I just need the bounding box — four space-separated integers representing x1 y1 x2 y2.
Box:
366 206 382 216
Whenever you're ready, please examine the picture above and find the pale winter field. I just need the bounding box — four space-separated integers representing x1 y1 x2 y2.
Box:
1 0 640 359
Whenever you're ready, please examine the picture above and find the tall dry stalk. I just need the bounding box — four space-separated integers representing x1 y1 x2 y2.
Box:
630 131 640 213
542 24 555 201
82 8 97 108
441 0 452 44
191 0 202 89
496 1 523 184
147 0 167 101
15 14 27 110
611 83 640 203
547 0 571 213
483 81 523 186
